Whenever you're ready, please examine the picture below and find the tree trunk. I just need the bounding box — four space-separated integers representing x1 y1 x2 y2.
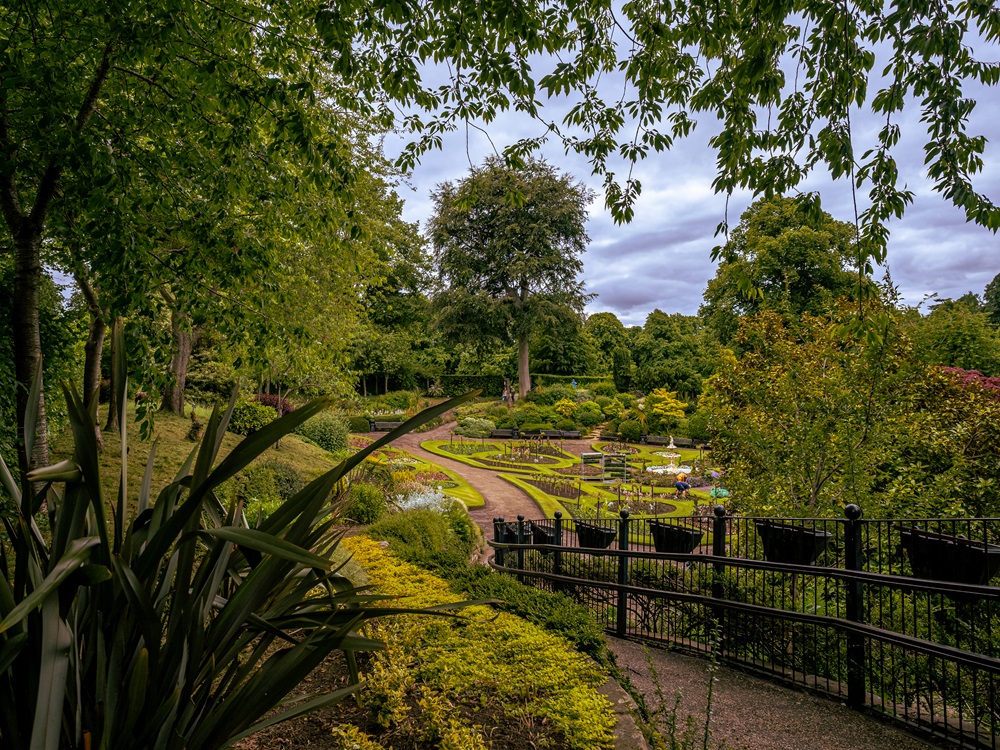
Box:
517 337 531 400
161 308 197 414
11 226 49 479
104 316 123 432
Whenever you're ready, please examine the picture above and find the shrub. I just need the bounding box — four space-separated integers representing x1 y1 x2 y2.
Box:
453 417 496 438
345 483 389 524
594 395 612 410
347 414 372 433
553 397 578 417
345 538 616 750
590 381 619 398
229 399 278 435
263 460 305 500
520 422 554 431
575 401 604 427
526 383 576 406
448 567 609 662
495 412 519 429
381 389 420 411
366 506 479 572
619 419 642 442
254 392 295 414
556 418 579 431
295 410 350 452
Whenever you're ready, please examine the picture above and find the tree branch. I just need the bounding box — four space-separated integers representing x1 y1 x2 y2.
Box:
30 39 115 226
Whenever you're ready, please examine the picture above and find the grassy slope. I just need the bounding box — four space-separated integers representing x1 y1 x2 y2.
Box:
49 404 339 505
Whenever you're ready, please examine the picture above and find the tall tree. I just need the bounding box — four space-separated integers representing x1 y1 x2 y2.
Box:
700 197 859 344
429 158 593 399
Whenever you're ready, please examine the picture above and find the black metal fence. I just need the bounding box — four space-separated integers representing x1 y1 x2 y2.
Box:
490 508 1000 749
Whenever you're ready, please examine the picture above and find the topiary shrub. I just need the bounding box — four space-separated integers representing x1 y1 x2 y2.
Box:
618 419 642 442
347 415 372 433
494 412 519 429
453 417 496 438
254 392 295 414
294 410 350 452
556 418 579 431
229 400 278 435
344 483 389 525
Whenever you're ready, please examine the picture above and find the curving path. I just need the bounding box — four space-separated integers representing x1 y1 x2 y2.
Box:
373 423 542 554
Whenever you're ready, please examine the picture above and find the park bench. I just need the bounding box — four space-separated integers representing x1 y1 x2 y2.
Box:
644 435 671 445
560 430 582 439
490 429 518 438
599 430 619 440
369 420 404 431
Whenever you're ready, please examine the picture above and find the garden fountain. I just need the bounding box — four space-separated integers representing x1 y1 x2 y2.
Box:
646 436 692 475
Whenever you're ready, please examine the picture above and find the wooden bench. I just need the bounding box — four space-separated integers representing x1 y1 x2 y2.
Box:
490 429 518 438
369 421 404 431
645 435 672 445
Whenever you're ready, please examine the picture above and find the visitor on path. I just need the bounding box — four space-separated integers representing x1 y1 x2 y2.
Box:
674 473 691 499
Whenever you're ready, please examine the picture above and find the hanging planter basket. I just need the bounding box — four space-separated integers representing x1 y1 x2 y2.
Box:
755 521 832 565
574 521 618 550
901 528 1000 586
648 520 703 554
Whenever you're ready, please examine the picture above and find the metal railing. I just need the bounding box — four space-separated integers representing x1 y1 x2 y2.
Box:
490 507 1000 749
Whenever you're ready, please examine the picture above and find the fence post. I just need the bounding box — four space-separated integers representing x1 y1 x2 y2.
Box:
844 504 865 709
554 511 563 577
517 514 526 583
617 510 630 637
712 505 727 627
494 517 504 566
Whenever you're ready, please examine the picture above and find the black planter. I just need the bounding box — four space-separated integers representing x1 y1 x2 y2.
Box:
531 522 557 554
755 521 832 565
648 521 703 553
575 521 618 549
497 522 521 544
901 528 1000 586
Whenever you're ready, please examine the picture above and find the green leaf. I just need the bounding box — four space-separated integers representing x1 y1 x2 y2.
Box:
196 527 332 570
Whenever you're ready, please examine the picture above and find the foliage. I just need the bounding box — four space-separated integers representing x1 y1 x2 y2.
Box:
447 567 609 663
435 374 505 397
575 401 604 428
228 400 278 436
344 483 389 525
701 198 859 346
590 381 620 398
644 389 689 435
0 357 473 750
630 311 723 400
254 393 296 415
294 410 351 453
619 419 643 443
452 417 496 439
906 298 1000 376
216 460 305 520
526 383 578 406
365 507 481 574
345 537 617 750
347 415 374 433
554 398 578 417
703 306 920 516
430 157 594 398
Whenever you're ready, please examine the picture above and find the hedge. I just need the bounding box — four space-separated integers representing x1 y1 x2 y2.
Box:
435 374 505 397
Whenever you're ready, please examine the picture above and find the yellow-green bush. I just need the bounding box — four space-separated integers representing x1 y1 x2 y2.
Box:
345 537 617 749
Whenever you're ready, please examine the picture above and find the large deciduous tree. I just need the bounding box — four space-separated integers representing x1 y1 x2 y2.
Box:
429 158 593 399
700 197 859 344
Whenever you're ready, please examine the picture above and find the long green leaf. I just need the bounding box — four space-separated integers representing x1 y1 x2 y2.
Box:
0 450 21 504
29 596 71 750
194 528 332 570
22 359 43 485
0 538 99 634
223 684 361 746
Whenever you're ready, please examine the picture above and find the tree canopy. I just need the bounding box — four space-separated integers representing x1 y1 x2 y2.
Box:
701 197 859 344
429 157 593 398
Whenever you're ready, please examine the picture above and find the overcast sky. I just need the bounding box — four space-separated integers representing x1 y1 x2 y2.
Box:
385 52 1000 328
